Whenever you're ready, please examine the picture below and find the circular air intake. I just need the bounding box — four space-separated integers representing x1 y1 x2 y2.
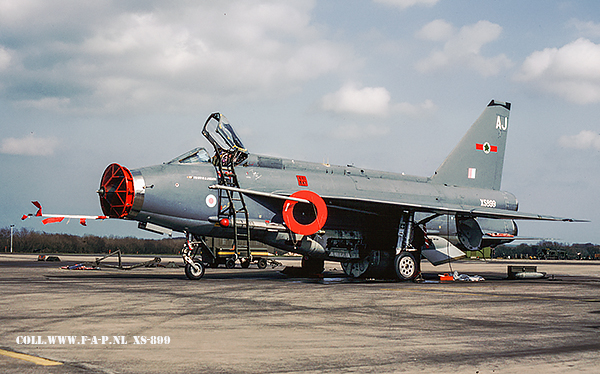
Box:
98 163 135 218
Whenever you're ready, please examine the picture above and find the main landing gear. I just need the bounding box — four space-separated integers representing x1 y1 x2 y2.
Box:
341 250 420 281
393 210 422 281
340 211 423 281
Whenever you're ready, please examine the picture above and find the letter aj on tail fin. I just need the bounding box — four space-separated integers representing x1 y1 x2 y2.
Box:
431 100 510 191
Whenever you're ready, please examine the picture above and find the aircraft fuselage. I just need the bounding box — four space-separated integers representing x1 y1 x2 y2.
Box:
103 152 518 263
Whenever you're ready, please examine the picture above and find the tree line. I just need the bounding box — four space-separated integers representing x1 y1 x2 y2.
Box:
3 227 600 259
494 241 600 260
1 227 185 255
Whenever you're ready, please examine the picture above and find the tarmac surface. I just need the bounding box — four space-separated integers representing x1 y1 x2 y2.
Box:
1 253 599 373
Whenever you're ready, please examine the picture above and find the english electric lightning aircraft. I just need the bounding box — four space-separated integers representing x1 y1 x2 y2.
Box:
25 100 581 280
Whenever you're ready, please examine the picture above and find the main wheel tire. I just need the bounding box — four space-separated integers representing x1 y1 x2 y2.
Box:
225 258 236 269
341 258 370 278
241 260 250 269
394 252 419 281
185 260 205 280
257 258 268 269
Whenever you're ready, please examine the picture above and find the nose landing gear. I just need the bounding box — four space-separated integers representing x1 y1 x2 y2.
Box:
182 234 208 280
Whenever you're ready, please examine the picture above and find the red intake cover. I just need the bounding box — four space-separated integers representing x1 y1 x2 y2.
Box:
99 163 134 218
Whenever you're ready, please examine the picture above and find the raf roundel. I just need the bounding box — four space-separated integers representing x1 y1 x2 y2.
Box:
205 194 217 208
282 190 328 236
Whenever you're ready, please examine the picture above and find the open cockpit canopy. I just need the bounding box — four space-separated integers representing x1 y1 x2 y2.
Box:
202 112 248 166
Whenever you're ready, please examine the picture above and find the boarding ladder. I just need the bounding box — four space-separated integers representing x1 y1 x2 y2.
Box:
214 151 251 261
202 113 251 263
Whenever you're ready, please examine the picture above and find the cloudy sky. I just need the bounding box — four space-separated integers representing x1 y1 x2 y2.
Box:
1 0 599 244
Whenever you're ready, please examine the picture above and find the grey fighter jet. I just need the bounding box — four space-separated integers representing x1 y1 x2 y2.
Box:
61 100 587 280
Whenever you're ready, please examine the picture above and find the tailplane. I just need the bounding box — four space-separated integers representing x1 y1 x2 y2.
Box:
431 100 510 190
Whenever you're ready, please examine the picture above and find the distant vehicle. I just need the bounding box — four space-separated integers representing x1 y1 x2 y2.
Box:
37 255 61 262
537 248 569 260
209 248 271 269
26 100 584 280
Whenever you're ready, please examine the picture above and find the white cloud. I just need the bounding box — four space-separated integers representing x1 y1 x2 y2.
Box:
415 19 454 42
515 38 600 104
394 99 436 117
15 97 71 110
559 130 600 150
0 46 11 71
321 83 437 120
0 1 353 113
321 83 391 116
416 20 512 76
373 0 439 9
0 134 59 156
568 19 600 39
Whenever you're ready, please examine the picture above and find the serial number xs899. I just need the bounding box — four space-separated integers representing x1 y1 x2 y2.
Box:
480 199 497 208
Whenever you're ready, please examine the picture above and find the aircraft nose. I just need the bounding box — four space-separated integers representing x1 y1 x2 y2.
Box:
98 163 135 218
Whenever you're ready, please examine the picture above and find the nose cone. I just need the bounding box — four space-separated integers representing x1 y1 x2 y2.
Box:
98 163 135 218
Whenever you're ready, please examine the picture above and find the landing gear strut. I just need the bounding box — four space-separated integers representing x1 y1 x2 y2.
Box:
394 211 421 281
182 233 207 280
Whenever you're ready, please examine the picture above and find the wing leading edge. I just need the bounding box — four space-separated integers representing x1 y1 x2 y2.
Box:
209 185 586 223
321 195 586 222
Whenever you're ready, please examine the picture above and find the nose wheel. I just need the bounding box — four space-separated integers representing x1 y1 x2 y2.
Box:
185 259 205 280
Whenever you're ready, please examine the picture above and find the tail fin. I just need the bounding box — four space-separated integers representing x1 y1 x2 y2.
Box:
431 100 511 190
